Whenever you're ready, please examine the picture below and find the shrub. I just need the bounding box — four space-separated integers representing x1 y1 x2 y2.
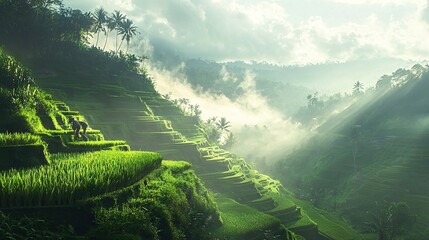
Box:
93 205 159 240
0 211 77 239
93 161 221 240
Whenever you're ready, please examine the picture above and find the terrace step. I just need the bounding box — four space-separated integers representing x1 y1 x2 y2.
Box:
248 196 277 211
199 170 238 178
201 173 245 185
288 223 320 240
54 101 70 111
200 160 231 173
271 207 302 224
0 145 49 170
65 140 129 153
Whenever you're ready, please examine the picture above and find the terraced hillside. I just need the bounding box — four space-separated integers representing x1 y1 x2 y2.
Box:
272 65 429 238
36 75 363 239
0 89 220 239
0 49 228 239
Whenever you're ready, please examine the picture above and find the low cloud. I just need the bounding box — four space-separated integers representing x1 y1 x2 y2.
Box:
422 0 429 23
146 60 309 164
64 0 429 65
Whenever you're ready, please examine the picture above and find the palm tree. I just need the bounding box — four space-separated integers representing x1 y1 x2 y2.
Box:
117 18 139 54
194 104 201 118
92 7 108 48
189 104 195 116
102 16 115 50
216 117 231 132
207 117 217 125
111 10 125 52
162 92 171 100
221 132 236 150
353 81 364 94
367 201 415 240
307 92 319 107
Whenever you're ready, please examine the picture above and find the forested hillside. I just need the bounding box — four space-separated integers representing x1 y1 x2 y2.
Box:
272 64 428 239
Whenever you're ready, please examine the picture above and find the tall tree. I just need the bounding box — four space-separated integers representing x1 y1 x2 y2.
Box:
194 104 202 118
367 201 416 240
220 132 236 150
92 7 108 48
307 92 320 109
207 117 217 125
353 81 364 95
216 117 231 132
117 18 139 54
111 10 125 52
102 16 115 50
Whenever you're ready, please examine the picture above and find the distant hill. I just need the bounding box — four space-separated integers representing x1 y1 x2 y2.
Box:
151 51 412 117
272 63 429 239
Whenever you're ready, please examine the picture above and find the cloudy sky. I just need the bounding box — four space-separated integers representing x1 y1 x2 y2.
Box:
64 0 429 66
61 0 429 159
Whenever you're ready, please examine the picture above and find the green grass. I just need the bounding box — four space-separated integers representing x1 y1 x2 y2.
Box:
65 140 129 152
267 193 298 214
46 129 102 135
288 194 363 240
161 160 192 173
213 196 285 240
67 140 126 148
0 132 43 146
0 151 161 207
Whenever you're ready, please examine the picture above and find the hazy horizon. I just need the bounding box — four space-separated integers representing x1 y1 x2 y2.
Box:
61 0 429 93
58 0 429 161
63 0 429 63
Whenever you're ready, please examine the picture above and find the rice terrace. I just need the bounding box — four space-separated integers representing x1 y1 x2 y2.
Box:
0 0 428 239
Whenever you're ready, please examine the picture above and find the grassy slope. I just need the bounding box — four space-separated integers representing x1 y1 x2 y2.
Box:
0 99 223 239
0 52 223 239
0 151 161 207
273 66 429 238
34 74 367 239
213 196 287 240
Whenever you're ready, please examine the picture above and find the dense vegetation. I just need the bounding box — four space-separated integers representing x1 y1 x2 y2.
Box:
0 45 224 239
3 0 425 239
0 4 226 237
0 0 153 90
90 161 221 240
272 64 427 239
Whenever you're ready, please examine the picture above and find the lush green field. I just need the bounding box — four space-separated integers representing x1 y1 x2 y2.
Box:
213 196 287 240
0 151 161 207
0 133 43 146
289 194 364 240
66 140 129 151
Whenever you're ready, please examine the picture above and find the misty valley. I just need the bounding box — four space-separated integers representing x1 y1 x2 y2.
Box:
1 0 428 240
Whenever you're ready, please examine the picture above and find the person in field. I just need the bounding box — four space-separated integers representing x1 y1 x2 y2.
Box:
69 117 89 141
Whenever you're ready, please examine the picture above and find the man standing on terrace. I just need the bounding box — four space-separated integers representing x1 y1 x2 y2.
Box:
69 117 89 141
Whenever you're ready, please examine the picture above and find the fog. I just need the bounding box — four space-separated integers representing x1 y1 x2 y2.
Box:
147 60 309 163
62 0 429 164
